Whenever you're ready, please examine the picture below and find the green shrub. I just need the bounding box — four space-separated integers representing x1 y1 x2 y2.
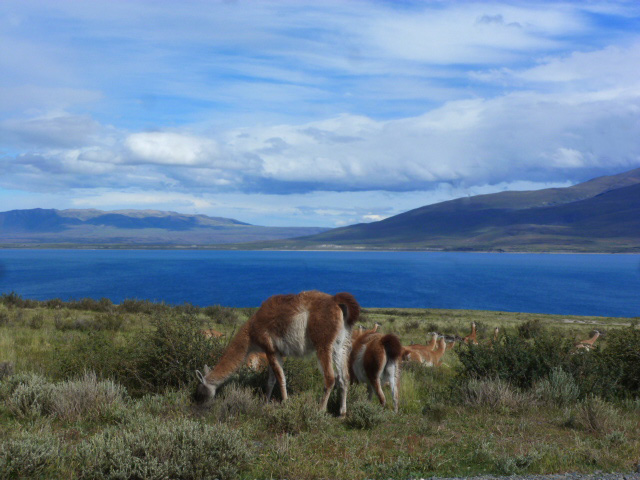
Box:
345 399 385 429
67 297 114 313
203 304 241 326
0 430 62 478
54 332 128 382
127 313 225 395
0 307 10 326
534 367 580 406
517 319 545 339
118 298 169 315
75 416 251 480
0 361 14 379
29 311 45 329
54 313 124 332
264 393 329 435
567 327 640 399
456 333 572 389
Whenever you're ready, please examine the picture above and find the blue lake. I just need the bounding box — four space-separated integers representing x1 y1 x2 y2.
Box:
0 249 638 317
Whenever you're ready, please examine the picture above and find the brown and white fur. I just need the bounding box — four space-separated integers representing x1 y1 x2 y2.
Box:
245 352 268 371
575 330 600 351
401 332 437 365
201 328 225 339
195 290 360 416
463 322 478 345
349 330 403 412
404 335 447 367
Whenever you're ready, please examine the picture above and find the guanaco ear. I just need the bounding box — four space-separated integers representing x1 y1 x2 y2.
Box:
204 364 211 375
195 370 205 384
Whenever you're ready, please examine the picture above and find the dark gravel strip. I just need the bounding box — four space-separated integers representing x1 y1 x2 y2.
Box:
420 473 640 480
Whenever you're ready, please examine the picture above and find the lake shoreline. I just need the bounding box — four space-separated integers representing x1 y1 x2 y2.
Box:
1 244 639 254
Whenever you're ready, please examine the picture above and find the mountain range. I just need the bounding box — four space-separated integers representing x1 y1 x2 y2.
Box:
262 167 640 253
1 167 639 251
0 209 327 246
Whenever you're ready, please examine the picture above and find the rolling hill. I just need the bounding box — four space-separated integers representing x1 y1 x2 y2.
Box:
0 209 328 246
264 167 640 252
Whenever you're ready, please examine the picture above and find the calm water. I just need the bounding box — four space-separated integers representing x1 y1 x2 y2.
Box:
0 250 638 317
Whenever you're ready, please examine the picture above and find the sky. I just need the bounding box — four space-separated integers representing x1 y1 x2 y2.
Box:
1 0 639 227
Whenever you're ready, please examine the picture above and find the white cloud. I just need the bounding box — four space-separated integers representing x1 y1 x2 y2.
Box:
125 132 219 167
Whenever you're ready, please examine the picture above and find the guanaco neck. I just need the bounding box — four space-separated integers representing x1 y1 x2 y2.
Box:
583 331 600 345
205 323 251 386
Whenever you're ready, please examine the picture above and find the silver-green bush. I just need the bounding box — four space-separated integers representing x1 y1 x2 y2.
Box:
75 416 251 480
462 377 533 409
50 371 128 422
5 372 55 417
534 367 580 406
0 430 61 477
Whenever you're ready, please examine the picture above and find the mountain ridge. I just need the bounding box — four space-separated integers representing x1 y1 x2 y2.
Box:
256 167 640 253
0 208 326 245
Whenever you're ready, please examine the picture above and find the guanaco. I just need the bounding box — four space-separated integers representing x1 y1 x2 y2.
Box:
195 290 360 416
349 329 403 412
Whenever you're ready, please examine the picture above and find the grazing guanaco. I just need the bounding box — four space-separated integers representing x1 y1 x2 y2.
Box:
426 335 448 367
488 327 499 347
575 330 600 351
463 322 478 345
404 332 438 360
195 290 360 416
201 328 225 339
349 329 403 412
401 346 424 363
402 334 447 367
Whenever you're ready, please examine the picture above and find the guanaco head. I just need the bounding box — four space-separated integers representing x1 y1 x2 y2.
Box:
194 365 216 404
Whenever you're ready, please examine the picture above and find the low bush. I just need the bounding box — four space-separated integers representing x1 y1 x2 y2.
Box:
460 377 533 410
517 319 545 339
0 430 62 478
567 327 640 399
203 304 241 326
576 395 621 434
1 291 38 309
0 307 10 326
534 367 580 406
49 372 128 423
345 399 385 429
5 372 56 417
54 332 128 382
29 311 45 329
494 450 541 475
135 390 190 418
68 297 114 313
126 313 225 395
54 313 124 332
0 361 14 379
213 384 261 422
74 416 251 480
456 333 572 390
264 393 329 435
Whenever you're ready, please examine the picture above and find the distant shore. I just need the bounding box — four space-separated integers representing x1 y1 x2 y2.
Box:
1 243 639 254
